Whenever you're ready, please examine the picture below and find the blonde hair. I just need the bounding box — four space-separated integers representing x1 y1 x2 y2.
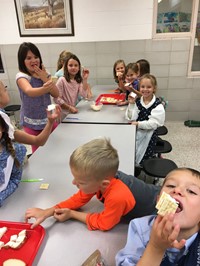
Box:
69 138 119 180
57 50 72 71
140 74 157 93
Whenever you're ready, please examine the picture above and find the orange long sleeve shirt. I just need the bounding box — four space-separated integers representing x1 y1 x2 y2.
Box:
55 178 135 231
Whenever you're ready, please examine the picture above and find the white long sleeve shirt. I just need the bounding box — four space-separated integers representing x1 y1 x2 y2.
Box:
125 95 165 130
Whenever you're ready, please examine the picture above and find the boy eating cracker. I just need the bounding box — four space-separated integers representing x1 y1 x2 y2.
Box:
116 167 200 265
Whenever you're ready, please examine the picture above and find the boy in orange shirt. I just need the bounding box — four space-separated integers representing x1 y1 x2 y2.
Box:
25 138 160 231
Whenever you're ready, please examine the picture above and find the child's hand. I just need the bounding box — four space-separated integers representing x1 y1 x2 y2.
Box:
54 208 71 222
149 214 186 252
43 79 55 91
116 71 123 80
82 68 89 79
128 95 136 104
46 104 61 122
34 64 49 82
131 121 138 126
69 106 78 114
25 208 47 229
114 88 122 94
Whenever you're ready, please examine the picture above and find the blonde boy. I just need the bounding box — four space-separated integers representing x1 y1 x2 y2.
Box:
25 138 160 231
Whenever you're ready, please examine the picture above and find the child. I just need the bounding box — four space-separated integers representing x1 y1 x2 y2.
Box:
54 50 72 78
125 74 165 165
136 59 150 78
25 138 160 231
113 59 126 93
0 103 60 205
136 59 168 109
0 81 61 148
16 42 59 153
13 105 61 147
116 167 200 266
0 80 10 108
0 110 26 206
118 63 141 106
54 54 92 119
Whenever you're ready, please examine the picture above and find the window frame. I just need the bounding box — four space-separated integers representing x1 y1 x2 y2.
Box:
188 0 200 76
153 0 200 77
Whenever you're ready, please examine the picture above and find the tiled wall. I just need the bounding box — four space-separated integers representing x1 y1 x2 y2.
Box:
1 37 200 121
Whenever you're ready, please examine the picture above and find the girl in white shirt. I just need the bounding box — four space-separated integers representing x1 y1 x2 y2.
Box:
125 74 165 165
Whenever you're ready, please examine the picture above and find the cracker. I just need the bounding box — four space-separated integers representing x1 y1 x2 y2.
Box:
47 104 56 113
40 183 49 190
0 227 7 239
82 249 104 266
129 92 137 98
156 191 178 216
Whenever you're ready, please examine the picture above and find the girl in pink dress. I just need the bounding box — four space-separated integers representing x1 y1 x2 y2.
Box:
54 54 92 119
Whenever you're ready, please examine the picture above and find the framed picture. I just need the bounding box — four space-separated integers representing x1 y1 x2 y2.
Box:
0 52 5 73
14 0 74 37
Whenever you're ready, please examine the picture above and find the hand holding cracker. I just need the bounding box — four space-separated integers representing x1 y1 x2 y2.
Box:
148 214 186 252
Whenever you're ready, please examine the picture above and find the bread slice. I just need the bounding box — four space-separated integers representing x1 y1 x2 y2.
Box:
3 259 26 266
156 191 179 216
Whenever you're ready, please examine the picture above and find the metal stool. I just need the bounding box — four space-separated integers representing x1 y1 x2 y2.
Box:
142 157 177 184
4 105 21 126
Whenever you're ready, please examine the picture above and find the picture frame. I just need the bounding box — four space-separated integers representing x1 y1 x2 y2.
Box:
14 0 74 37
0 53 5 74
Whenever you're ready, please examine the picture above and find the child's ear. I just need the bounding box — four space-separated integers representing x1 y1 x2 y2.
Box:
198 221 200 229
101 180 110 189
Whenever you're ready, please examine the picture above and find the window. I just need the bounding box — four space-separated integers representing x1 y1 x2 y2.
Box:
154 0 200 75
153 0 194 38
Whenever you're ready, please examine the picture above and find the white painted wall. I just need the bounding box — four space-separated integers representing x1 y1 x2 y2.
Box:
0 0 154 44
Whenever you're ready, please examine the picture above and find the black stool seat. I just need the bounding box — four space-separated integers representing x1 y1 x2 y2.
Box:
4 105 21 127
157 125 168 136
4 105 21 113
142 158 177 178
154 137 172 155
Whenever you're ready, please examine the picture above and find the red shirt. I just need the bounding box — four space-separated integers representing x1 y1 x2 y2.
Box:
55 178 135 231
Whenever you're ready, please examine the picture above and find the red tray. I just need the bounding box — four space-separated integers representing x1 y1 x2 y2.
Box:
0 221 45 266
95 93 126 105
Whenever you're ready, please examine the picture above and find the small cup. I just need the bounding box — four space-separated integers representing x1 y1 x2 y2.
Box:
90 101 103 111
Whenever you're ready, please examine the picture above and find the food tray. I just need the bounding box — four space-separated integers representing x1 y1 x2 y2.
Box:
95 93 126 105
0 221 45 266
